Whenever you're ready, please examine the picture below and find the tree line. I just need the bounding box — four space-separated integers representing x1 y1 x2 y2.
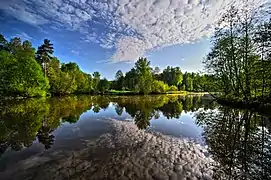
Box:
0 34 212 97
204 5 271 103
111 58 214 94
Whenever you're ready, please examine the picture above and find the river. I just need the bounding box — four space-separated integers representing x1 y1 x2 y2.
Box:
0 95 270 179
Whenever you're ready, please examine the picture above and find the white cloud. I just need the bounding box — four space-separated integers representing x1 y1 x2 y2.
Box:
71 50 80 56
14 32 33 41
0 0 269 62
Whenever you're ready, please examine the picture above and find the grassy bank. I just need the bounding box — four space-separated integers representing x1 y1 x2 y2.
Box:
0 90 209 100
105 90 208 96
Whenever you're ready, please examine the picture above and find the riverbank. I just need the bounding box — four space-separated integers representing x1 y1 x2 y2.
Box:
105 90 208 96
217 98 271 115
1 120 217 180
0 91 208 100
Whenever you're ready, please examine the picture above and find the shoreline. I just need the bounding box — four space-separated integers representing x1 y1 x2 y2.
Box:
217 98 271 115
0 92 208 100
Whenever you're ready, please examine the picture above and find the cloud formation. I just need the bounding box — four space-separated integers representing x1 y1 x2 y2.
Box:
0 0 268 62
14 32 33 41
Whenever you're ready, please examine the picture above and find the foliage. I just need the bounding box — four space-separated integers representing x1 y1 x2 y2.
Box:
36 39 54 77
98 78 110 94
92 71 101 93
151 80 169 93
0 34 8 51
0 33 219 97
116 57 210 94
124 68 138 90
168 85 178 91
160 66 183 88
113 70 125 90
0 37 49 97
203 5 271 102
134 57 153 94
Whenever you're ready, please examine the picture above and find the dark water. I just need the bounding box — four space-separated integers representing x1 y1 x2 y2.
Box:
0 95 270 179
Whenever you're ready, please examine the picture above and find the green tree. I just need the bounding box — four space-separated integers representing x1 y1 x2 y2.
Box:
47 58 77 95
254 20 271 102
125 68 137 90
152 66 161 79
36 39 54 77
0 33 8 51
92 71 101 93
160 66 183 88
0 39 49 97
203 5 269 102
60 62 93 94
134 57 153 94
182 72 194 91
115 70 125 90
61 62 80 72
8 37 22 54
98 78 110 94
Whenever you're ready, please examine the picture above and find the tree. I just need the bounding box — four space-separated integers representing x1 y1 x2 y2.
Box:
0 39 49 97
134 57 153 94
125 68 137 90
92 71 101 93
203 4 270 102
182 72 193 91
153 66 161 74
115 70 125 90
47 58 78 95
254 20 271 102
152 66 161 79
160 66 183 88
0 33 8 50
36 39 54 77
61 62 80 72
98 78 110 94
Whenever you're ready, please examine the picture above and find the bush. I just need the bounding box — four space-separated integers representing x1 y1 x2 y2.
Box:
168 85 178 91
151 80 169 93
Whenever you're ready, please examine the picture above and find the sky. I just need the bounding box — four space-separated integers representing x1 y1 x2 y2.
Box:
0 0 267 79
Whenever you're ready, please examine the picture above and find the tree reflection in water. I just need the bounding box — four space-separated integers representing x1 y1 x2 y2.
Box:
112 95 216 129
0 95 215 154
1 95 270 179
196 108 271 179
0 96 93 154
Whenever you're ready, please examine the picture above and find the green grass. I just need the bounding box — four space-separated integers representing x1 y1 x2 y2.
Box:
106 90 137 95
106 90 208 95
166 91 187 95
107 90 133 93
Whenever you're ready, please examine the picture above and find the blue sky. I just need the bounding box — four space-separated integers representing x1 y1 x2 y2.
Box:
0 0 265 79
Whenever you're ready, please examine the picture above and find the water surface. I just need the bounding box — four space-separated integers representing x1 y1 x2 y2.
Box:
0 95 270 179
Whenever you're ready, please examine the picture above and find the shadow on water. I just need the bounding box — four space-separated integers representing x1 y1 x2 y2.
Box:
195 107 271 179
